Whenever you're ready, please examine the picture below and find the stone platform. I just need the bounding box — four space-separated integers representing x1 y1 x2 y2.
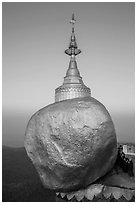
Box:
56 163 135 202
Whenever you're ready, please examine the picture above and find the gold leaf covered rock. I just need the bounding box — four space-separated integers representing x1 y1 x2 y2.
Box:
25 97 117 192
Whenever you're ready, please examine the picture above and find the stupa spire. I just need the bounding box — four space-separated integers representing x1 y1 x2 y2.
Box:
55 14 91 102
65 14 81 57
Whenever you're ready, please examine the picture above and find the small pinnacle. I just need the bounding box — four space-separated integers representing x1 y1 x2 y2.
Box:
69 13 76 26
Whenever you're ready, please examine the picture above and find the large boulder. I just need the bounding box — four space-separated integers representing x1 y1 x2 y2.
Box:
25 97 117 192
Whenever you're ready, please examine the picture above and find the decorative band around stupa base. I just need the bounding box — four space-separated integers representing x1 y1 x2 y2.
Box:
55 86 91 102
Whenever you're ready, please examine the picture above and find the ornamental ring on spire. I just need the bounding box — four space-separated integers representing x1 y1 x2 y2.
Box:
65 48 81 56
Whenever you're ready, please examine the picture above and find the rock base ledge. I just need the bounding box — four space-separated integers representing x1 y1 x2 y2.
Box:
56 184 135 201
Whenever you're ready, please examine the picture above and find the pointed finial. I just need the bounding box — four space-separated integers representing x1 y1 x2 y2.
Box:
70 13 76 24
69 13 76 32
65 14 81 56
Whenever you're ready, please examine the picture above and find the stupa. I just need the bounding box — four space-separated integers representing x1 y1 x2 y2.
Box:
55 14 91 102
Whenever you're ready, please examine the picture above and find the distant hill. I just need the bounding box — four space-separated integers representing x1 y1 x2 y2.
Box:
2 146 40 184
2 146 55 202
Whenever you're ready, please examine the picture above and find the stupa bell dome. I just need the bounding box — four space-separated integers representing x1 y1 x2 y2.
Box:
55 14 91 102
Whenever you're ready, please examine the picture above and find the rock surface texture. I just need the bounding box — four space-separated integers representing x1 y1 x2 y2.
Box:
25 97 117 192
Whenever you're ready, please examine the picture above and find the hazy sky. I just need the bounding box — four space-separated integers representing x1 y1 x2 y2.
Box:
3 2 135 146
